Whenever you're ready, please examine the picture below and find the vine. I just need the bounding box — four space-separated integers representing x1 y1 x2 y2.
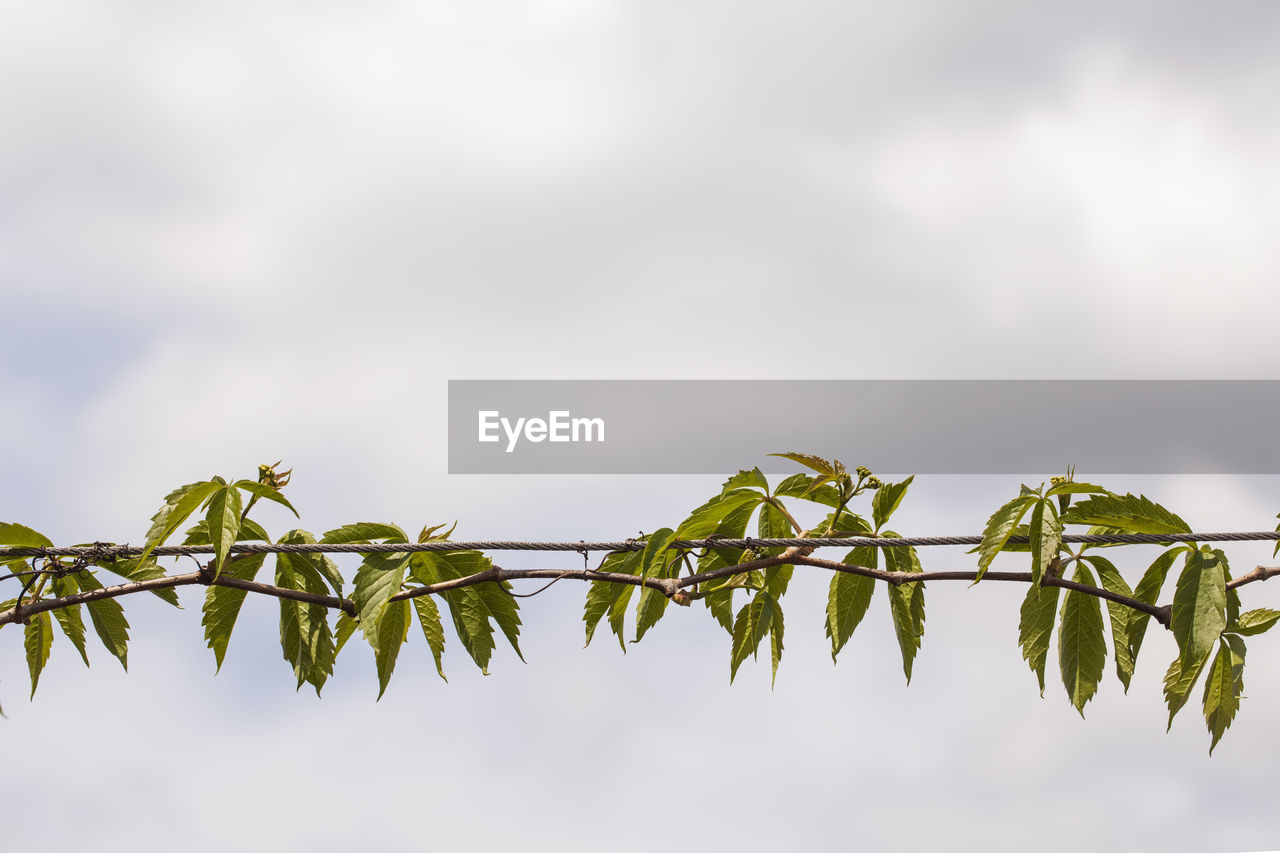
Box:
2 454 1278 753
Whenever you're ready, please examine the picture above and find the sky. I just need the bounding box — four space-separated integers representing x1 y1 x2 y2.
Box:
3 2 1280 850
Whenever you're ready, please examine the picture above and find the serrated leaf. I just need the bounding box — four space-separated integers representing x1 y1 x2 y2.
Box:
201 554 267 671
321 522 408 544
413 551 521 672
976 494 1036 581
704 586 735 636
705 504 761 568
639 528 678 588
230 479 300 517
1028 498 1062 586
772 474 842 508
277 529 344 595
583 551 641 647
769 451 838 479
278 593 335 696
140 480 222 563
452 554 522 661
75 572 129 670
1164 649 1212 729
24 610 53 697
1171 548 1227 671
335 611 358 655
729 592 777 683
676 490 762 550
1058 564 1107 715
1044 481 1109 497
1203 634 1246 754
816 509 873 536
757 500 795 556
769 601 784 687
1232 608 1280 636
352 552 412 645
634 587 670 644
826 547 877 661
1061 493 1191 535
872 476 913 532
373 599 410 699
1084 555 1136 691
275 536 336 694
884 542 925 682
413 595 447 681
49 575 89 666
721 468 769 495
1018 582 1061 696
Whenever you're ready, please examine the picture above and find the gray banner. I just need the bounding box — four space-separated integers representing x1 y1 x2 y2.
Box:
447 380 1280 474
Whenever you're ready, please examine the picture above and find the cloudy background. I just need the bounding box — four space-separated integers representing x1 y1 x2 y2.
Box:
4 1 1280 850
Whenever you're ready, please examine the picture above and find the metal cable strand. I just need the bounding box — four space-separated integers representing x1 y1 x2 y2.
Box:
3 530 1280 561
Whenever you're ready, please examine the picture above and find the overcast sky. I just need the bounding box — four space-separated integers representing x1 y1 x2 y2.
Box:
4 2 1280 851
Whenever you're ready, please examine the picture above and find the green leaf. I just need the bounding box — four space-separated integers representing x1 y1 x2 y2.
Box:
640 528 678 576
1232 608 1280 636
24 611 53 698
772 474 842 508
638 530 680 630
140 480 222 563
200 554 267 671
721 468 769 495
412 595 447 681
729 592 778 683
676 490 762 544
1171 548 1227 671
1203 634 1246 754
583 551 641 647
703 582 736 636
278 592 335 696
975 494 1036 581
769 601 784 688
826 547 877 661
1018 582 1061 696
1126 548 1185 668
321 522 408 544
1027 498 1062 586
0 522 53 548
230 479 300 517
352 552 412 646
1061 493 1191 535
275 536 336 695
49 575 89 666
413 551 522 672
884 542 925 682
1164 650 1212 730
816 509 872 536
769 452 838 479
757 500 795 553
1044 482 1109 497
335 611 358 655
276 529 344 595
1058 564 1107 716
872 476 913 532
1084 555 1137 691
76 572 129 670
373 599 410 699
